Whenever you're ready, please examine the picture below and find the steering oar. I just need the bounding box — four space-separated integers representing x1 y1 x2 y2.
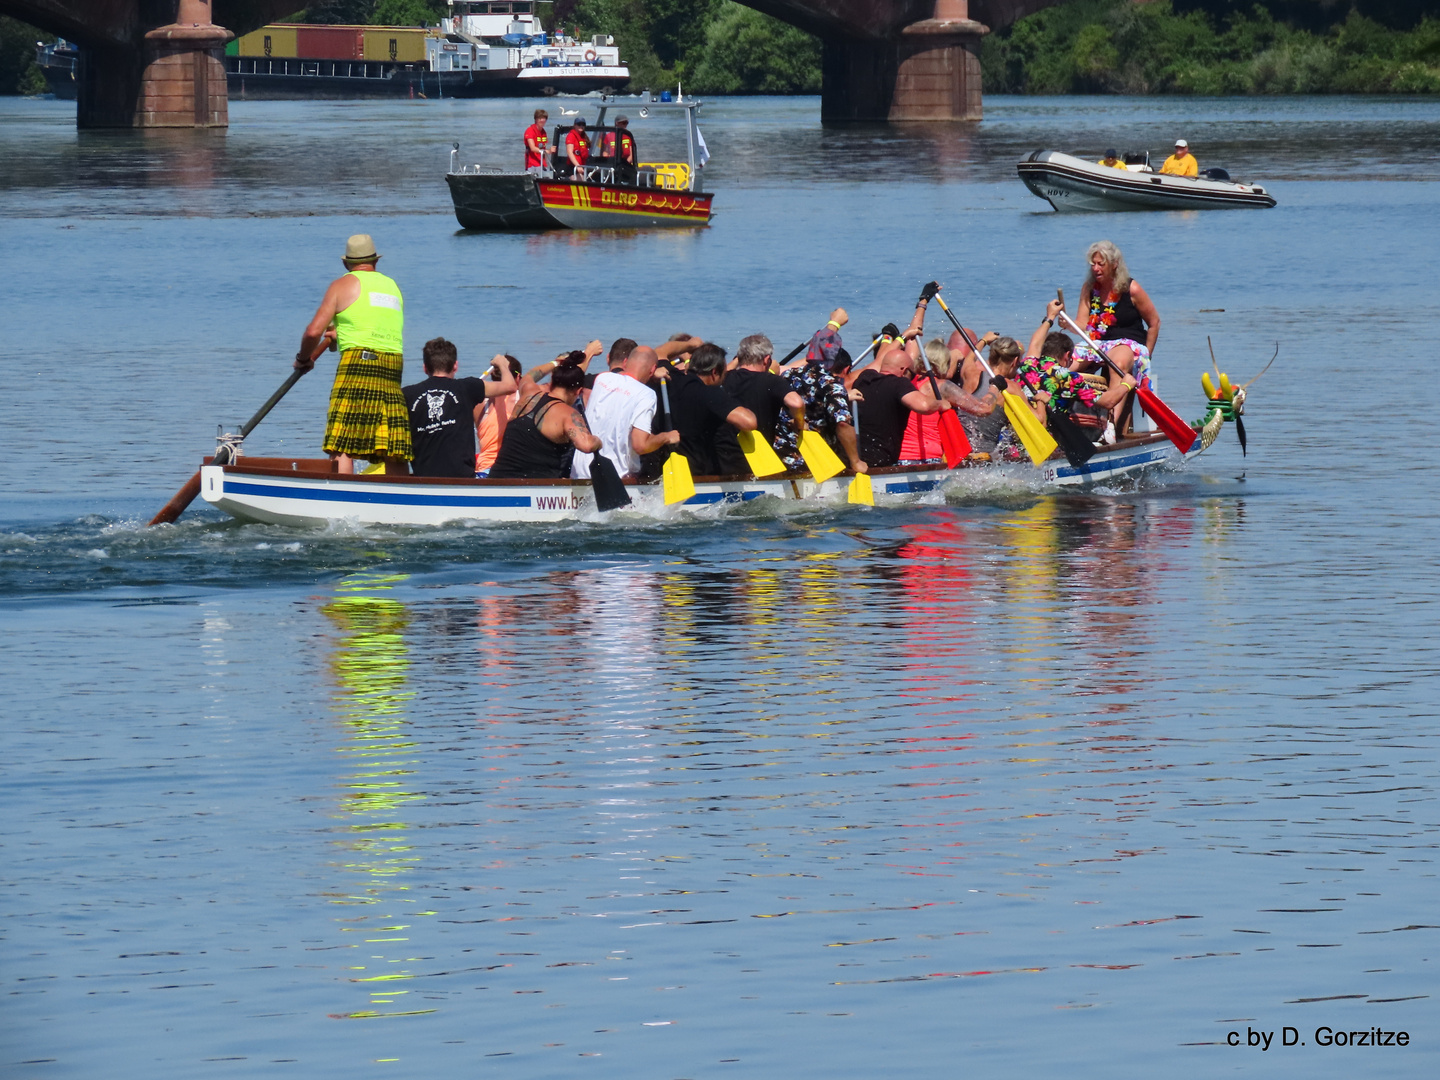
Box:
148 340 325 526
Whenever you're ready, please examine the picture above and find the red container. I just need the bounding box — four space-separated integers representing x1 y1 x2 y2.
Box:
294 26 365 61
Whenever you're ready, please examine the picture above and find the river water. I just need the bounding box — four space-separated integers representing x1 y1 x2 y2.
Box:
2 94 1437 1077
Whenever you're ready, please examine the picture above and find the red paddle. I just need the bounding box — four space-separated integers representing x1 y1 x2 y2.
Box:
918 357 971 468
1058 312 1196 453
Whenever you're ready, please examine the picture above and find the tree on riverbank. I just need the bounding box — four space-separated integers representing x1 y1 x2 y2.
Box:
557 0 819 92
983 0 1440 94
0 16 51 95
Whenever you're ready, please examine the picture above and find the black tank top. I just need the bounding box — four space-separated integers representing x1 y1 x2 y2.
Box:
489 395 570 479
1098 283 1147 343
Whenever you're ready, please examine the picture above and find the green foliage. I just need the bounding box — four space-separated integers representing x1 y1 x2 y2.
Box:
688 3 821 94
304 0 378 24
568 0 817 92
370 0 448 26
982 0 1440 94
0 17 51 96
646 0 722 67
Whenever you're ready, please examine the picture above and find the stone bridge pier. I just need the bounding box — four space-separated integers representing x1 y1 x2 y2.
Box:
824 0 986 121
1 0 295 127
750 0 1059 121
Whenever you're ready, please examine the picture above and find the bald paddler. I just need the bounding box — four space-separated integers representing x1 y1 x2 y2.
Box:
296 234 411 475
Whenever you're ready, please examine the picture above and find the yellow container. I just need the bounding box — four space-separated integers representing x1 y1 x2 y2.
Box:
236 24 299 59
363 28 426 63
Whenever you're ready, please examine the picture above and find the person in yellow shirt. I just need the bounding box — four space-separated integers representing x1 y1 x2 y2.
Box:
1098 148 1128 170
1160 139 1198 177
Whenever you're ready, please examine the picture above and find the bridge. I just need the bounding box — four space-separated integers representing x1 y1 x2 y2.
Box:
3 0 1061 128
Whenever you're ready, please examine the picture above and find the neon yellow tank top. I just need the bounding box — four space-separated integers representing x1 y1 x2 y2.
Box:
335 270 404 354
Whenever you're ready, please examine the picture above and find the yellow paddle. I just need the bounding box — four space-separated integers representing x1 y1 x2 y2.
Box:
847 400 873 505
737 430 786 477
797 429 845 482
933 294 1056 467
658 379 695 505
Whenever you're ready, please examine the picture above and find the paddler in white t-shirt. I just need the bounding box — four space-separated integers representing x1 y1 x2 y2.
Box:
571 346 680 480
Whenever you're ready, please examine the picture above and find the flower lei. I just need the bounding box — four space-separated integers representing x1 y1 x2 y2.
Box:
1087 292 1118 338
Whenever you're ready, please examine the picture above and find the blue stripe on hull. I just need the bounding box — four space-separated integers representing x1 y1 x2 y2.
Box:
883 479 941 494
1054 448 1170 479
683 490 767 506
225 480 533 509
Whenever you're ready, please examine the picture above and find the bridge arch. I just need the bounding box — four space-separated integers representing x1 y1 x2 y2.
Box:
4 0 1066 127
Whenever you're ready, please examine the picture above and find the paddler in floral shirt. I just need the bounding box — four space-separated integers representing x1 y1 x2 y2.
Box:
772 308 866 473
1017 298 1136 432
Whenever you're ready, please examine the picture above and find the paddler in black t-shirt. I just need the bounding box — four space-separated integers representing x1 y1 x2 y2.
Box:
851 347 954 469
723 333 805 442
665 343 758 476
402 337 517 477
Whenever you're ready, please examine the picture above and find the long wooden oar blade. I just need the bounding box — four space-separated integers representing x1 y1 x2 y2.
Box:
149 365 311 526
589 453 632 511
1136 385 1198 453
797 430 845 483
1002 392 1057 466
148 471 202 526
737 430 786 477
662 453 696 505
936 410 971 469
848 471 874 506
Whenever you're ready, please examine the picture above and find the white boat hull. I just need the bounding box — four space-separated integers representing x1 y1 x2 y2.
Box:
1018 150 1276 212
197 434 1200 528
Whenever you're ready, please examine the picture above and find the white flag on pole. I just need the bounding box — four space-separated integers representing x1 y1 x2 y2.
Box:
695 125 710 168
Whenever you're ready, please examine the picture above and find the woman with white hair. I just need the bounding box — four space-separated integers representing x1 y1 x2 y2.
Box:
1072 240 1160 435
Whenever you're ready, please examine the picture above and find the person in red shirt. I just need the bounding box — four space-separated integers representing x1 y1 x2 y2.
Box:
523 109 549 173
562 118 590 177
611 115 637 184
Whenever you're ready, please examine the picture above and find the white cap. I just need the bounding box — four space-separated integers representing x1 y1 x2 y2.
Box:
1175 139 1189 148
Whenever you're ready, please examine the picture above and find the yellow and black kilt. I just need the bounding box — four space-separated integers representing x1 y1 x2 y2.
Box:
323 348 412 461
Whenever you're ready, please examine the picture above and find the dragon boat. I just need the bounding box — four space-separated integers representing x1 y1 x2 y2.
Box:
196 416 1240 528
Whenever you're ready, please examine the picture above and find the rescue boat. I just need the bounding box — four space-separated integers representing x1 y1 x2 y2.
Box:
446 95 713 230
1018 150 1276 212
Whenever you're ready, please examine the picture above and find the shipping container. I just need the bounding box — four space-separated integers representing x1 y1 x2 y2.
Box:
362 29 427 64
234 25 299 59
294 25 366 62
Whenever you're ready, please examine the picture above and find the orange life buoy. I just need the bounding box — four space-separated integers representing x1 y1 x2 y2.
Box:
584 48 597 62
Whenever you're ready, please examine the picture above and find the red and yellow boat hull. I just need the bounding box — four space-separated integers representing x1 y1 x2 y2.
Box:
536 181 712 228
447 172 713 230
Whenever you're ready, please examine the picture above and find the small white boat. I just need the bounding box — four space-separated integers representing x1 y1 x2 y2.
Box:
198 432 1206 528
1018 150 1275 212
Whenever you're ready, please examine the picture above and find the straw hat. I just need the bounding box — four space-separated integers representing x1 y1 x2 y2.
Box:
343 234 379 263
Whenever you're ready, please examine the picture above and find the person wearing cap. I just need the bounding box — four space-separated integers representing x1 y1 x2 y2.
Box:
1099 148 1127 170
523 108 550 174
1160 139 1198 177
559 117 590 178
611 115 637 184
295 235 411 474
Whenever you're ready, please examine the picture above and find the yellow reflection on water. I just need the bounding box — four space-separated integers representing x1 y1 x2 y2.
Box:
319 573 434 1021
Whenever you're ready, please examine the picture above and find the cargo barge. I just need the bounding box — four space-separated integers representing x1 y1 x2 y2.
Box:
225 2 629 100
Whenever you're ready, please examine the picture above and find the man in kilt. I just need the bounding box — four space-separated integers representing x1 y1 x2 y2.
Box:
296 235 412 474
